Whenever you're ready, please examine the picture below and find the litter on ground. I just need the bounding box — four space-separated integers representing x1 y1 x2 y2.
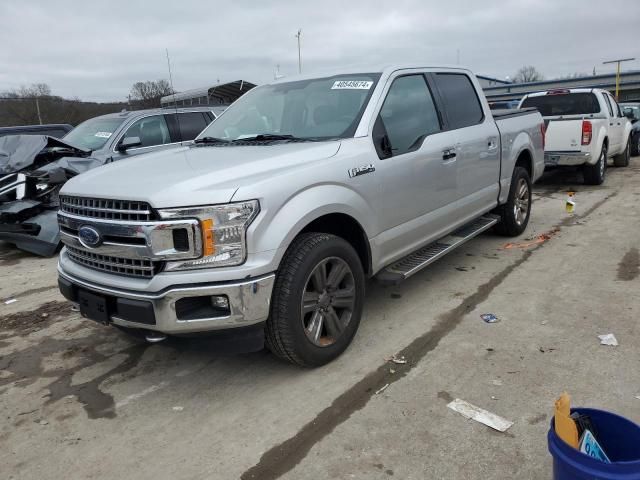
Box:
447 398 514 432
481 313 500 323
4 298 17 305
501 228 560 250
375 384 390 395
598 334 618 346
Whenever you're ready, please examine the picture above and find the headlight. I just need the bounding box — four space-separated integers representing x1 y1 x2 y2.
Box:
158 200 259 270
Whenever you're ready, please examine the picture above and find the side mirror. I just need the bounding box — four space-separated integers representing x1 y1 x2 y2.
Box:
117 136 142 151
372 116 393 159
623 111 635 120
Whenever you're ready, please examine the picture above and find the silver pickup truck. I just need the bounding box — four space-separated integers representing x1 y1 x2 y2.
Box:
57 66 544 366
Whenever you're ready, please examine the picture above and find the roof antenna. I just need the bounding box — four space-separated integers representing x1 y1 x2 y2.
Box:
166 48 183 143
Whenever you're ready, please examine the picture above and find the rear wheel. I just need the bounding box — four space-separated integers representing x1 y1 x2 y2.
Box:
265 233 365 367
613 137 630 167
494 166 532 237
583 144 607 185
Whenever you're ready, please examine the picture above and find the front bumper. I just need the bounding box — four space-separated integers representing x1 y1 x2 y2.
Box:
57 266 276 335
0 208 60 256
544 151 592 166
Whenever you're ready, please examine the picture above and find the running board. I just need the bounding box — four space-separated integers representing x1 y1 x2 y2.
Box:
375 214 500 285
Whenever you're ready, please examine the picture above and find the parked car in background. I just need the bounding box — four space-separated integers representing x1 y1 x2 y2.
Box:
519 88 632 184
620 102 640 156
0 106 223 256
57 65 544 366
0 124 73 138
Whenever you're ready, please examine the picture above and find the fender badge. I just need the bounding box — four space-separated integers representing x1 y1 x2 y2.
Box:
348 164 375 178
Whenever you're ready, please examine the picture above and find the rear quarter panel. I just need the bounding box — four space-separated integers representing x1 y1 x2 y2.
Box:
495 111 544 202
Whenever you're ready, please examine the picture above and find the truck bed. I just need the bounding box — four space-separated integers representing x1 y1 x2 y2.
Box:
491 107 539 120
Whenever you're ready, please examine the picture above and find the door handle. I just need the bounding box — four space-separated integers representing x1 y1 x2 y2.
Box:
442 149 457 161
487 137 498 150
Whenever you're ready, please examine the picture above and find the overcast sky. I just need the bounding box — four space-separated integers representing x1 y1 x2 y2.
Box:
1 0 638 102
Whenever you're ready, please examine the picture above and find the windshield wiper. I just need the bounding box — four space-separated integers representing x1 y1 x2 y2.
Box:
232 134 298 142
194 136 231 144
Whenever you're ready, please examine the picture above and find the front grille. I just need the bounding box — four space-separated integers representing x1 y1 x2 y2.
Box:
59 196 153 221
66 246 161 278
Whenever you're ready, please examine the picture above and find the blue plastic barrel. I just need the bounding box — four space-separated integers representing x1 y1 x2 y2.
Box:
548 408 640 479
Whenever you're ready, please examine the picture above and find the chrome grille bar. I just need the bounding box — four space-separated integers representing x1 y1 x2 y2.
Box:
59 195 153 221
66 246 159 278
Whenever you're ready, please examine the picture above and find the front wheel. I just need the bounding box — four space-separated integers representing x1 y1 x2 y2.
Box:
265 233 365 367
583 144 607 185
494 166 532 237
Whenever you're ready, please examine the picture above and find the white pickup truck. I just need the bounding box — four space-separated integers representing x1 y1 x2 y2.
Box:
519 88 632 184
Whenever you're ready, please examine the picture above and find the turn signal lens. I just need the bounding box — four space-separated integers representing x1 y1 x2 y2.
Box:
201 219 215 256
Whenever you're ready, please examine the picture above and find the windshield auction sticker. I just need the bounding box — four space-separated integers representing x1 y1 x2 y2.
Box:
94 132 113 138
331 80 373 90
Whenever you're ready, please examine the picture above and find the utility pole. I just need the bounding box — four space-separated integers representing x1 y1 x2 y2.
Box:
35 97 42 125
295 29 302 74
603 57 635 100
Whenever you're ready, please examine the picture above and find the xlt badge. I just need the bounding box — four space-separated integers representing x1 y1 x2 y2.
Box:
348 164 375 178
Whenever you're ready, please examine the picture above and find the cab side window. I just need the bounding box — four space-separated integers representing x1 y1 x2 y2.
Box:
432 73 484 129
377 75 441 157
122 115 171 148
602 94 614 117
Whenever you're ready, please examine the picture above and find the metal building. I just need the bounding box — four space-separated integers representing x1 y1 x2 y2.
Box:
483 71 640 102
161 80 257 109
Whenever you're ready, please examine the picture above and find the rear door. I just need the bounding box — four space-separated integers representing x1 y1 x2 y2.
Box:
603 92 623 154
430 72 500 217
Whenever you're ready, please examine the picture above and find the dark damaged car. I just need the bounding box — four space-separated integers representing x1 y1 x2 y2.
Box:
0 107 223 256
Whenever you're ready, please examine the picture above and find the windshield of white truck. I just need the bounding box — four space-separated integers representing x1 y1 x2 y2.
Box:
521 93 600 117
197 74 381 142
63 117 124 150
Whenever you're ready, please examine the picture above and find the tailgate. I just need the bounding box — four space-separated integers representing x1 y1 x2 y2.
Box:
544 119 583 151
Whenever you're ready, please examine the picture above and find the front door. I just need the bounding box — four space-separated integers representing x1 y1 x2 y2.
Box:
369 73 461 265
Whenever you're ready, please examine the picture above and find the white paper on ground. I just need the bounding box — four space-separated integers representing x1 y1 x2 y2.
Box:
598 334 618 346
4 299 17 305
447 398 514 432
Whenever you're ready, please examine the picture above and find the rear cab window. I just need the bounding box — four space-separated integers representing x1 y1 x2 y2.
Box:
521 93 601 117
432 73 484 129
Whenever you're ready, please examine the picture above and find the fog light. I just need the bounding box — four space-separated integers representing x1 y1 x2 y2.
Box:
211 295 229 310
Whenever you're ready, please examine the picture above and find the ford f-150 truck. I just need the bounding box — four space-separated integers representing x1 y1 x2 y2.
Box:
57 65 544 366
519 88 632 184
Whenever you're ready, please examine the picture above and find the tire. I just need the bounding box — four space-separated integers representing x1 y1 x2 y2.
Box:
583 143 607 185
630 133 640 157
265 232 365 367
613 137 630 167
494 166 532 237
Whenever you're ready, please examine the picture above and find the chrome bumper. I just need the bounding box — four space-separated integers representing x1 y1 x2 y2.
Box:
58 266 275 334
544 151 591 166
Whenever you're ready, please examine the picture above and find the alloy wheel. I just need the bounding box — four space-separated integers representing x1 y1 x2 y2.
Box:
300 257 356 347
513 177 530 226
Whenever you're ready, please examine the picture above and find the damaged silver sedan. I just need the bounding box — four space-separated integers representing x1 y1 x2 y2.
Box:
0 107 221 256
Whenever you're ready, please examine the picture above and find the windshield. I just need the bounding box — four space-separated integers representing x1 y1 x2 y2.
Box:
197 73 381 141
521 93 601 117
63 117 124 150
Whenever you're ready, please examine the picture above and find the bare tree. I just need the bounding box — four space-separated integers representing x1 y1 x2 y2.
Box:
129 79 174 109
513 66 544 83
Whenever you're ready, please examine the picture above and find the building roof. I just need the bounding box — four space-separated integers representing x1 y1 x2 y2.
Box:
161 80 257 105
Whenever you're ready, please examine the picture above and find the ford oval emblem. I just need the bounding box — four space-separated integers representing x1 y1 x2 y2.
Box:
78 225 102 248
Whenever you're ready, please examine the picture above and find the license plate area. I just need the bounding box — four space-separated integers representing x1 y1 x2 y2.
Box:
78 290 110 325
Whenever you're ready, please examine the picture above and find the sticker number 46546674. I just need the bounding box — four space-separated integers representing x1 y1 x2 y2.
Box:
331 80 373 90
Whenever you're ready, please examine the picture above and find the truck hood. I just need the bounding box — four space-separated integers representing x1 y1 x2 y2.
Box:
61 141 342 207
